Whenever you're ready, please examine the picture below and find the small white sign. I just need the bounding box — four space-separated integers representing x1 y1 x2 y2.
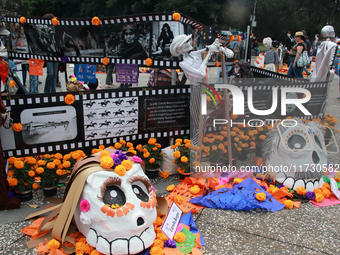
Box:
330 178 340 200
161 201 183 240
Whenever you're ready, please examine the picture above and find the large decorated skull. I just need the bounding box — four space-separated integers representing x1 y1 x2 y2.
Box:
262 119 338 192
73 151 157 255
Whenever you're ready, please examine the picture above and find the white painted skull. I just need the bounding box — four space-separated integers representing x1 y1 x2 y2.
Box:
262 119 338 192
73 162 157 255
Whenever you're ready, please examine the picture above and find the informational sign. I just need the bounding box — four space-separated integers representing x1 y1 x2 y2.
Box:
161 201 183 240
29 59 44 76
74 64 96 83
330 178 340 200
115 64 139 84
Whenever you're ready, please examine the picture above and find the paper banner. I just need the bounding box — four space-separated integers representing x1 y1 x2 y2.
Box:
29 59 44 76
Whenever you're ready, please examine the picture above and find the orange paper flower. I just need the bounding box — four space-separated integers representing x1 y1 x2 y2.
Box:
215 61 219 67
255 192 266 201
172 12 181 21
20 17 26 24
145 58 153 66
92 16 101 26
166 184 175 191
12 123 23 132
65 94 75 105
160 171 169 178
102 57 109 65
52 17 59 26
174 232 186 243
284 199 294 209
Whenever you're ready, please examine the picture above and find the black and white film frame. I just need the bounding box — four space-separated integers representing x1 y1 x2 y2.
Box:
2 86 190 157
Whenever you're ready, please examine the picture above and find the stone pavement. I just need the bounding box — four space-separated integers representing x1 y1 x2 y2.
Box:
1 67 340 255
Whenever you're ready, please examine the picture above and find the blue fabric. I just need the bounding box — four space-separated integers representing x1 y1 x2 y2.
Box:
180 211 205 246
44 62 59 93
190 178 285 212
287 56 303 78
29 75 39 94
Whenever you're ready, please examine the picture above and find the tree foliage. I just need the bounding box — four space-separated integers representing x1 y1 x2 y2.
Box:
2 0 340 43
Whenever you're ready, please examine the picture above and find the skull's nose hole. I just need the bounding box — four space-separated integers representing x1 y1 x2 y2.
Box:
312 150 320 164
137 217 145 226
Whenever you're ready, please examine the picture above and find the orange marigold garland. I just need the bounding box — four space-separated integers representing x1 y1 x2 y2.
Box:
145 58 153 66
102 57 109 65
64 94 75 105
20 17 26 24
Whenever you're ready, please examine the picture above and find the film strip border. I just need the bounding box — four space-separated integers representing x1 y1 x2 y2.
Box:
251 66 310 83
5 12 204 29
7 53 181 68
2 86 191 157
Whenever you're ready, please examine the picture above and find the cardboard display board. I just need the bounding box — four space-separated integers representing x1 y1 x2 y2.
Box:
1 85 190 157
5 13 205 68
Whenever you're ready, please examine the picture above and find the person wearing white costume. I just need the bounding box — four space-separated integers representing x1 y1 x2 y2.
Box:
310 25 337 82
170 34 234 144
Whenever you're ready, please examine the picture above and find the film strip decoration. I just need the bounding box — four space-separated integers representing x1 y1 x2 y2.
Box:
5 12 204 68
1 86 190 158
5 13 204 29
251 66 310 83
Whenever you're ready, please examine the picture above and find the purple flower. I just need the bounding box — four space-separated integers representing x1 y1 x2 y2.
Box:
115 150 128 161
61 55 69 63
164 239 176 248
306 191 316 200
277 184 284 189
256 177 263 181
112 157 121 166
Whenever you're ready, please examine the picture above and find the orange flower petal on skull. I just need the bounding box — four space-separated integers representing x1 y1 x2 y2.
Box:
116 208 124 217
107 208 115 217
140 201 146 208
126 202 135 210
101 205 109 214
122 206 130 215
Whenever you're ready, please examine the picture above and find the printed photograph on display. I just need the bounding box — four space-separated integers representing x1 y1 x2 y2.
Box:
20 106 77 145
152 21 184 59
104 22 151 59
22 23 60 56
8 22 28 53
56 25 104 57
83 97 138 140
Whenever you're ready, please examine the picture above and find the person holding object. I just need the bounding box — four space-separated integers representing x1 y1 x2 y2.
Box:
43 13 59 93
287 31 307 78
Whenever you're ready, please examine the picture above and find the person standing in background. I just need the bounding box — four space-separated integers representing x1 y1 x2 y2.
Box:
43 13 59 93
301 30 312 75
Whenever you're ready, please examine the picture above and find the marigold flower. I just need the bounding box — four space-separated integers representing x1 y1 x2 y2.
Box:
36 167 44 174
150 246 163 255
166 184 175 191
12 123 23 132
321 188 331 198
92 16 101 26
143 152 150 158
32 183 38 189
51 17 59 26
174 195 183 205
121 160 133 170
114 143 122 149
185 143 191 148
20 17 26 24
47 239 61 249
149 158 155 164
314 193 324 203
172 12 181 21
14 161 24 169
296 187 307 196
53 159 61 166
63 161 71 168
102 57 109 65
46 162 56 169
101 156 114 169
8 178 18 186
65 94 75 105
190 185 200 195
153 239 164 249
28 170 35 177
100 150 110 158
174 232 186 243
173 151 181 158
145 58 153 66
63 154 71 161
126 142 133 148
114 165 126 176
152 147 158 151
148 138 157 145
284 199 294 209
192 145 200 151
8 157 17 165
26 157 37 165
181 156 188 163
255 192 266 201
259 135 266 140
160 171 169 178
322 183 331 190
136 144 142 150
156 231 168 241
54 153 63 160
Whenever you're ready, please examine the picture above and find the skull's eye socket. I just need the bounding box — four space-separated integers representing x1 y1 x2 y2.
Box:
288 134 306 150
314 135 323 149
103 185 126 207
132 184 149 202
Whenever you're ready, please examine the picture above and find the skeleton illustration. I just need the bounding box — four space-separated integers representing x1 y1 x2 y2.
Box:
262 119 338 191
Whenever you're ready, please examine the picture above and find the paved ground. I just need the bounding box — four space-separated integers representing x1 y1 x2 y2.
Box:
1 63 340 255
